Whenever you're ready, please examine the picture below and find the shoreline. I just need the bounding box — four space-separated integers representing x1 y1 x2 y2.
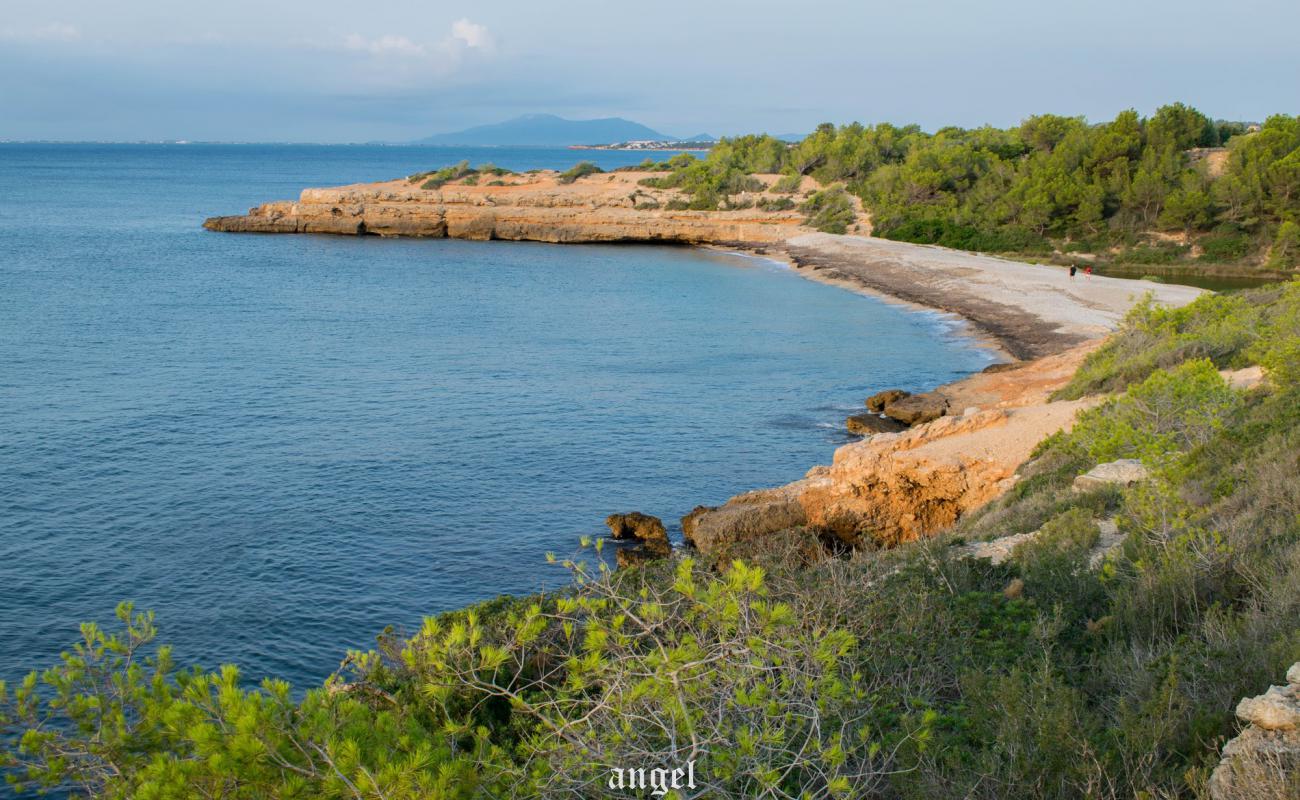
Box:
201 170 1202 361
203 173 1209 556
706 242 1017 362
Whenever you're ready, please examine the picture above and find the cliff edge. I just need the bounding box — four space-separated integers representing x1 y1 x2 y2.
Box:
204 170 838 245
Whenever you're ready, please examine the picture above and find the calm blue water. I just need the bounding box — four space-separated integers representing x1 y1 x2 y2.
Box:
0 144 993 687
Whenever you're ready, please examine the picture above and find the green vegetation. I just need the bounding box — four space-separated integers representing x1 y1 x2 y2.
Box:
6 281 1300 797
638 149 766 211
408 161 515 190
799 186 857 234
556 161 603 184
642 106 1300 271
756 196 796 212
770 173 803 194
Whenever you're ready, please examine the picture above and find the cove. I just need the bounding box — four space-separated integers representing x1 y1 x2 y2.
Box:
0 146 993 687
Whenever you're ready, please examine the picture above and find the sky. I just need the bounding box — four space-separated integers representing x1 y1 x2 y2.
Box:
2 0 1298 142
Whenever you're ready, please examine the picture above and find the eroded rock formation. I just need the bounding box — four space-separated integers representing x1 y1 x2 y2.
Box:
687 344 1102 559
1210 663 1300 800
203 171 833 245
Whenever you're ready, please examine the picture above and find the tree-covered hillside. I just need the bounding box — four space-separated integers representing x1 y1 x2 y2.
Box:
649 105 1300 273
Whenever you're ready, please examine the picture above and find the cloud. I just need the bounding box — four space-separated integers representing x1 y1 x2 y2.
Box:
341 19 492 62
450 19 492 50
1 22 81 42
343 34 426 58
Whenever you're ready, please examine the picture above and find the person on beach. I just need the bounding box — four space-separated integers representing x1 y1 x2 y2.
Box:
1069 265 1077 279
1085 265 1093 278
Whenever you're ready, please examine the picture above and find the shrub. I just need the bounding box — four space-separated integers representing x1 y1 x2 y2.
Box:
1198 231 1254 262
392 557 914 797
1114 243 1187 264
1267 221 1300 270
770 174 803 194
1248 280 1300 388
0 603 504 798
881 217 1050 254
556 161 603 184
417 160 475 190
757 196 796 212
1070 358 1240 465
800 186 856 234
613 158 670 172
1056 289 1273 398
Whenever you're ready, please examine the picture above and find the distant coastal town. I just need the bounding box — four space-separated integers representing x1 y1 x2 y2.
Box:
569 139 715 151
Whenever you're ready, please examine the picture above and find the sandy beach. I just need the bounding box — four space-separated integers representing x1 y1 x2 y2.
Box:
779 233 1204 360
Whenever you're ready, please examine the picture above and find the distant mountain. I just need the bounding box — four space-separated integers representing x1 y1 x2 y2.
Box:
412 114 672 146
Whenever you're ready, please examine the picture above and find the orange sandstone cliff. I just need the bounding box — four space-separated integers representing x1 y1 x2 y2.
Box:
203 170 854 244
684 344 1103 557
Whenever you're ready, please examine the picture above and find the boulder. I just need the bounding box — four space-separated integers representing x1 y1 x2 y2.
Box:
846 413 908 436
1210 662 1300 799
883 392 949 425
866 389 910 413
679 505 716 548
688 499 807 558
1237 685 1300 731
981 361 1020 374
605 512 669 553
1072 459 1149 493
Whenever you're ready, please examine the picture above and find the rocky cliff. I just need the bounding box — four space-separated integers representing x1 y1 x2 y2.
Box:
204 171 829 245
685 344 1103 557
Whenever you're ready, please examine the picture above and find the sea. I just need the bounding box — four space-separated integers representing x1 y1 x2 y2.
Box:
0 143 994 687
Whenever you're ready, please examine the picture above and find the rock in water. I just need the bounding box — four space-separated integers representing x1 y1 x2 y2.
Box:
605 511 666 542
605 512 670 559
1072 459 1149 492
865 389 910 412
883 392 949 425
846 413 908 436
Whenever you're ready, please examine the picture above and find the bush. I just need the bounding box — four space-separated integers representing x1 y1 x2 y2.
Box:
1070 359 1240 465
613 158 670 172
800 186 856 234
757 196 796 212
0 603 504 798
1198 231 1254 262
770 174 803 194
881 217 1050 253
556 161 603 184
1114 243 1188 264
1267 221 1300 270
415 160 475 190
1056 289 1274 398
